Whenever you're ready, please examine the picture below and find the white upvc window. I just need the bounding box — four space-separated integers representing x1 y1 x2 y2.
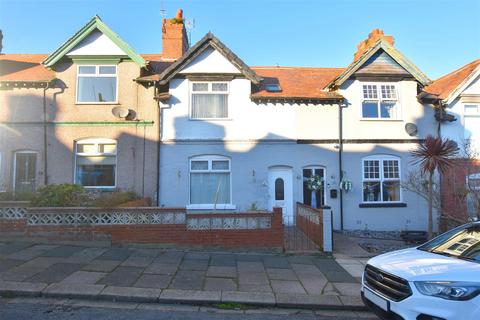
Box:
190 82 229 119
362 155 401 203
463 104 480 141
75 138 117 188
189 155 232 208
361 83 400 119
76 65 118 103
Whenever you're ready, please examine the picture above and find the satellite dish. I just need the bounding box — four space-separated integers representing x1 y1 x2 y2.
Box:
125 109 137 121
405 123 418 136
111 107 129 118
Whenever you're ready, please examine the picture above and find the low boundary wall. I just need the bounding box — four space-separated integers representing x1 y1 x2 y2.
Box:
0 204 283 249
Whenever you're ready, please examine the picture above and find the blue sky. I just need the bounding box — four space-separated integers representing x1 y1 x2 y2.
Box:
0 0 479 79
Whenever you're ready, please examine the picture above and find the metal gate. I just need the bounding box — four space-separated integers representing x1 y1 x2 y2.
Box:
283 203 324 252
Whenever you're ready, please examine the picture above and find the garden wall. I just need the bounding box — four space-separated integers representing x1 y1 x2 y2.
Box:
0 204 283 249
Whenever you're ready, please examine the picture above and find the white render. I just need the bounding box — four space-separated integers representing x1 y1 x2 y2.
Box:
67 30 127 56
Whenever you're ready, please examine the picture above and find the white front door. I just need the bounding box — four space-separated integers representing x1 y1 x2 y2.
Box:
268 167 293 225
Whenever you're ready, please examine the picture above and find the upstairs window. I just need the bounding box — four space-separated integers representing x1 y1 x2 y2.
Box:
361 84 399 119
362 155 401 203
464 104 480 141
77 65 117 103
191 82 228 119
75 139 116 188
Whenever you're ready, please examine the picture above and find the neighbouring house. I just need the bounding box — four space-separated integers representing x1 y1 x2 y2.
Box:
0 15 165 200
422 59 480 223
1 10 445 232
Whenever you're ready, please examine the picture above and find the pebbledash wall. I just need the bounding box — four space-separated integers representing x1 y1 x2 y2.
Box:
0 205 283 249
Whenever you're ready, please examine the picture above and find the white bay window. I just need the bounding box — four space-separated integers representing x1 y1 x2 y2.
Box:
190 82 228 119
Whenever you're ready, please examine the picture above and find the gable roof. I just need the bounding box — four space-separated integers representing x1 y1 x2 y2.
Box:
251 67 344 101
43 15 146 68
329 39 431 88
424 59 480 103
0 54 55 82
145 32 262 85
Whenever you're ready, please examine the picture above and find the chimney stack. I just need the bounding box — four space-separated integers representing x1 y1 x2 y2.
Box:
162 9 189 60
353 29 394 62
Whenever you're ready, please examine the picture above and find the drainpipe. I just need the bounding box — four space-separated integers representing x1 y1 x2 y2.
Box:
338 100 344 231
154 82 161 206
42 82 51 185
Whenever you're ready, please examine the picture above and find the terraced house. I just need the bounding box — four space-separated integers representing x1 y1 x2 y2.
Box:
4 9 470 233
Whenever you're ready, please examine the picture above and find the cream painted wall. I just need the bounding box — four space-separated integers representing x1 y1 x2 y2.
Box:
66 30 126 56
179 48 241 74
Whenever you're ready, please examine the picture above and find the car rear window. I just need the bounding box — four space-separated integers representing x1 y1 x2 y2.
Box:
418 223 480 263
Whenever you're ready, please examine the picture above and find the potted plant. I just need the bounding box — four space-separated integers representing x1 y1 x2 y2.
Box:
306 175 323 208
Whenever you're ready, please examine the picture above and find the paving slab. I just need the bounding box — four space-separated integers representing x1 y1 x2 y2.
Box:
322 271 357 283
179 259 209 271
99 286 161 303
28 244 59 251
341 264 365 278
238 283 272 293
68 248 108 264
237 261 265 273
291 263 323 275
121 256 154 268
130 248 160 258
144 262 178 275
270 280 307 294
297 275 328 295
19 257 65 269
160 289 221 304
323 283 340 295
287 256 315 265
97 266 143 287
184 252 211 260
61 271 106 284
41 245 85 258
210 254 237 267
82 259 121 273
206 266 237 278
169 270 205 290
332 282 362 296
8 248 45 261
339 295 365 308
1 266 46 282
43 283 105 299
0 242 31 255
222 291 275 306
154 251 184 264
26 263 85 283
97 248 131 261
235 254 263 262
133 274 171 289
275 293 342 308
0 259 24 272
204 277 236 291
0 281 47 297
238 272 269 285
266 268 297 281
263 257 290 269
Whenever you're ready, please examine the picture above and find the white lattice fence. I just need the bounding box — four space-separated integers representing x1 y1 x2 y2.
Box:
0 207 27 220
186 214 272 230
26 208 186 226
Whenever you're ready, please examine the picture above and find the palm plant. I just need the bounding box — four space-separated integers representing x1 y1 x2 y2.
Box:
411 135 459 238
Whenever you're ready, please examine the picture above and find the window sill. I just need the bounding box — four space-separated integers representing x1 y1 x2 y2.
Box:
187 204 236 210
189 118 232 121
359 202 407 208
75 103 120 106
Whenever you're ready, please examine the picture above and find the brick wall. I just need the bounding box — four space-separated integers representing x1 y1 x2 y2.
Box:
0 206 283 249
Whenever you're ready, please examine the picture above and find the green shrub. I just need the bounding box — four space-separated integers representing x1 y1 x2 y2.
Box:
31 184 88 207
92 190 139 207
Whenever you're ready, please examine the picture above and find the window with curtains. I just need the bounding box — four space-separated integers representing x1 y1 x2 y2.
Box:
362 155 401 203
75 139 117 188
190 82 228 119
190 155 231 205
361 83 399 119
76 65 117 103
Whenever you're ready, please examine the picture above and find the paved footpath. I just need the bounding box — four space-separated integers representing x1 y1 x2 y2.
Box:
0 241 365 310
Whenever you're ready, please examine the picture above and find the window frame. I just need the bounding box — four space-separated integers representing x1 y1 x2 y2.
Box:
75 65 118 104
189 81 230 120
463 104 480 141
74 138 117 189
187 155 234 209
361 155 402 204
360 82 401 120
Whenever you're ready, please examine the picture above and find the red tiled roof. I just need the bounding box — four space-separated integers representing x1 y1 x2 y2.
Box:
424 59 480 100
0 54 55 82
251 66 345 100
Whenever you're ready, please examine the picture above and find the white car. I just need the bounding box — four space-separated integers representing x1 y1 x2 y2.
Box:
361 221 480 320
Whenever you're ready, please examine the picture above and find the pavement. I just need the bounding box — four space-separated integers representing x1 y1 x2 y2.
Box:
0 240 366 311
